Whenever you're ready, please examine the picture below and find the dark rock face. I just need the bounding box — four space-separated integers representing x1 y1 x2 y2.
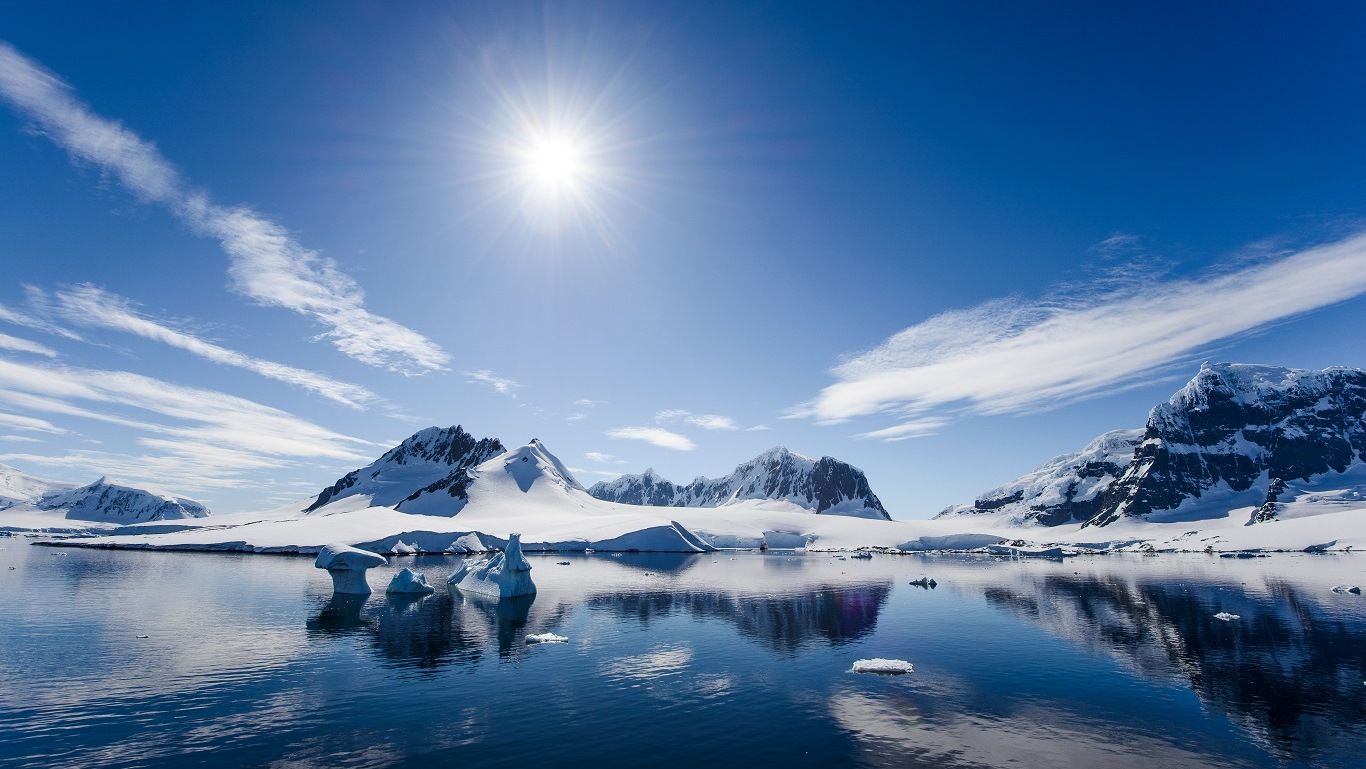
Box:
305 426 505 512
944 364 1366 528
588 447 890 520
1249 477 1288 525
1085 364 1366 527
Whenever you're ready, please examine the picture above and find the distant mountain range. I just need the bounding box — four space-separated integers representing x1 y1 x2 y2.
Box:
0 465 209 523
588 446 890 520
939 363 1366 527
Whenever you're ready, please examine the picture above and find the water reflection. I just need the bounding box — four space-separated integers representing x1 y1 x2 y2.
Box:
981 569 1366 762
589 583 891 653
304 588 543 670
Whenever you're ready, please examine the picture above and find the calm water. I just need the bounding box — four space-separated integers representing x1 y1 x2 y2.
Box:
1 543 1363 769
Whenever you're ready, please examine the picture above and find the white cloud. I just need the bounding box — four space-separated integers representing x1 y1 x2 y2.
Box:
0 331 56 358
606 426 696 451
565 412 588 422
0 292 84 341
574 398 604 407
852 417 949 442
464 369 520 398
0 411 67 434
655 409 740 431
585 451 615 463
745 424 772 432
797 231 1366 430
0 355 371 492
0 434 41 443
0 43 449 374
51 284 379 408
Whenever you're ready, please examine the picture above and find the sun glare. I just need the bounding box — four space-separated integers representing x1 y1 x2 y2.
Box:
523 134 585 191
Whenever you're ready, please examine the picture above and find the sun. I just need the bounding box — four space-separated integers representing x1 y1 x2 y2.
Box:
522 134 586 192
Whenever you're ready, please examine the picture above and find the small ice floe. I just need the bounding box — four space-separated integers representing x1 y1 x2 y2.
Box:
852 658 914 675
135 635 149 639
908 576 937 588
526 632 568 644
1214 612 1241 621
386 567 435 595
850 551 873 560
1331 585 1362 594
556 561 571 566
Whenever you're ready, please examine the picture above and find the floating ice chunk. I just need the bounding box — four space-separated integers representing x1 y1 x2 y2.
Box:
1331 585 1362 594
852 658 914 674
850 551 873 560
1214 612 1240 621
908 576 937 588
386 567 435 595
556 561 571 566
314 543 387 594
526 632 568 644
447 532 537 598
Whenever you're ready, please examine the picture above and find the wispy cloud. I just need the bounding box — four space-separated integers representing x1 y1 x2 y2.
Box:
585 451 614 463
0 411 67 434
0 42 449 374
0 434 41 444
0 355 371 492
52 284 379 408
0 290 83 341
606 426 696 451
745 424 772 432
852 417 949 442
794 231 1366 431
565 412 588 422
464 369 520 398
0 331 56 358
574 398 605 408
655 409 740 431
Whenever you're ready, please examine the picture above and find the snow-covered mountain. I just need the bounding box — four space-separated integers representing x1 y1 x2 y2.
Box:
0 463 73 510
37 477 209 523
588 447 891 520
0 463 206 523
936 429 1143 526
305 425 505 514
940 363 1366 528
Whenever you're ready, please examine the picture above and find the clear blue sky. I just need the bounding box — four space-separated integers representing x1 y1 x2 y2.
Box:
3 2 1366 515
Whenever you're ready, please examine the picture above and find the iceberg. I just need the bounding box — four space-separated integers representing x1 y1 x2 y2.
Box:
314 543 387 594
908 576 937 588
386 567 435 595
447 532 537 598
1331 584 1362 594
1214 611 1240 621
852 658 914 674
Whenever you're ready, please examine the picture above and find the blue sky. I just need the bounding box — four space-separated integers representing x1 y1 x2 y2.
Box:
3 2 1366 516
